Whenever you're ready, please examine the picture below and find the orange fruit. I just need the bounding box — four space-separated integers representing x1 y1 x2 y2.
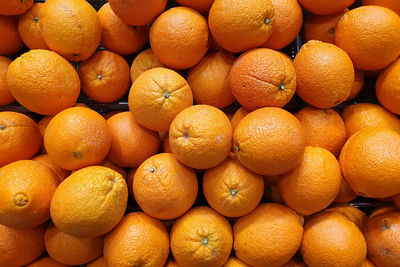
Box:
223 257 250 267
203 157 264 217
97 3 148 55
177 0 214 12
263 175 285 203
100 159 128 184
45 223 104 266
295 107 346 156
234 203 304 266
261 0 303 50
369 206 398 218
40 0 101 61
32 154 71 183
362 0 400 15
280 259 307 267
17 3 48 49
44 107 112 170
133 153 198 220
297 0 355 15
164 259 180 267
0 15 23 56
163 133 172 153
0 56 14 106
27 257 70 267
300 211 367 267
364 210 400 267
335 178 358 203
107 112 160 168
0 111 41 166
230 107 249 133
376 57 400 115
325 205 368 230
0 0 33 15
38 115 52 153
278 146 342 215
129 68 193 132
335 6 400 71
394 194 400 209
104 212 170 267
209 0 275 52
229 48 296 110
293 40 354 108
169 105 232 169
79 50 130 103
363 259 377 267
171 206 233 267
234 107 306 176
187 52 236 108
303 9 348 44
347 69 365 100
0 160 58 229
0 224 44 266
126 169 136 199
130 49 166 83
342 103 400 138
87 257 107 267
7 49 80 115
50 166 128 238
150 7 209 69
340 127 400 198
108 0 167 26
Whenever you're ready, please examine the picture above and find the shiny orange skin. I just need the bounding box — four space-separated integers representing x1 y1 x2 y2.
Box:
0 0 34 15
0 111 42 167
230 107 250 133
325 205 368 230
347 69 365 100
376 57 400 115
363 258 377 267
298 0 355 15
362 0 400 15
130 49 166 83
0 15 23 55
229 48 296 111
335 178 358 203
223 257 250 267
17 3 48 49
98 3 148 55
87 257 107 267
150 7 209 69
32 154 71 183
27 257 70 267
0 56 14 106
176 0 214 12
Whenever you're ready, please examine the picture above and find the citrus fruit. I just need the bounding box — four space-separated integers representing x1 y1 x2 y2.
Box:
169 105 232 169
0 56 14 106
133 153 198 220
234 107 306 176
87 257 107 267
171 206 233 267
162 133 172 153
17 3 48 49
0 0 33 15
223 257 250 267
38 115 52 153
230 107 249 133
0 15 23 56
150 7 209 69
32 154 71 183
177 0 214 12
7 49 80 115
347 69 365 100
325 205 367 230
335 178 358 203
280 259 307 267
229 48 296 110
263 175 285 204
376 57 400 115
27 257 69 267
130 49 166 83
394 194 400 209
362 0 400 15
298 0 355 15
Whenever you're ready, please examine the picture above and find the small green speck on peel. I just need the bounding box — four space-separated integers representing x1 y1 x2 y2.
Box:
163 91 170 98
201 237 208 246
150 166 156 173
265 18 270 25
97 74 103 80
230 189 238 196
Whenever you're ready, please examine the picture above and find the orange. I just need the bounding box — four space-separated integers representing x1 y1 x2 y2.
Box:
17 3 48 49
107 112 160 168
0 111 42 166
163 133 172 153
347 69 365 100
301 211 367 267
79 50 130 103
293 40 354 108
169 105 232 169
104 212 170 267
45 223 104 266
335 178 358 203
133 153 198 220
230 107 249 133
177 0 214 12
7 49 80 115
127 169 136 199
234 203 304 266
203 157 264 217
376 57 400 115
363 259 377 267
0 15 23 56
0 0 33 15
278 146 342 215
129 68 193 132
342 103 400 138
44 107 112 170
171 206 232 267
335 6 400 71
209 0 275 52
263 175 285 203
340 127 400 198
51 166 128 238
164 259 180 267
100 159 128 181
32 154 71 183
370 206 398 218
261 0 303 50
297 0 355 15
150 7 209 69
303 9 348 44
223 257 250 267
229 48 296 110
130 49 166 83
87 257 107 267
280 259 307 267
40 0 101 61
325 205 368 230
364 210 400 267
362 0 400 15
108 0 167 26
38 116 52 153
27 257 70 267
394 194 400 209
0 224 44 266
295 107 346 156
234 107 306 176
0 160 58 229
187 52 236 108
97 3 148 55
0 56 14 106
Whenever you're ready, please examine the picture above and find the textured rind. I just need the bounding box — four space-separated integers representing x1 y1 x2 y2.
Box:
376 58 400 115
